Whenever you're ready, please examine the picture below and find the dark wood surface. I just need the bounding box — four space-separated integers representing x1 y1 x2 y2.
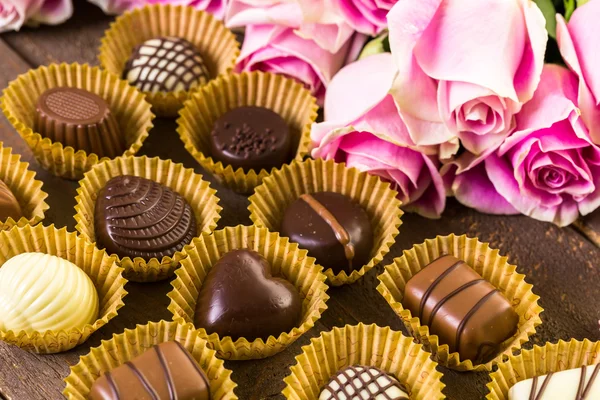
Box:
0 3 599 399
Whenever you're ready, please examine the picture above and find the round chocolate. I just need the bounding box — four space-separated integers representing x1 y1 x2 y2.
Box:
124 36 210 93
319 365 409 400
94 175 197 260
209 106 293 172
281 192 373 275
194 249 302 341
0 180 22 221
35 87 125 158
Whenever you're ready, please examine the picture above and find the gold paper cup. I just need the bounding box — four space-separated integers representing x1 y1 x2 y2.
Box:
74 155 222 282
0 63 154 180
0 224 127 354
248 158 403 286
0 143 49 230
167 225 329 360
486 339 600 399
282 323 445 399
99 4 240 117
177 71 319 194
377 234 543 371
63 320 238 399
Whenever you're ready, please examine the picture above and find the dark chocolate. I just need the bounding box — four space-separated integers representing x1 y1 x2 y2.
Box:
124 37 210 93
319 365 409 400
402 255 519 364
281 192 373 275
35 87 125 158
94 175 197 260
90 341 211 400
0 180 22 221
194 249 302 341
208 106 292 172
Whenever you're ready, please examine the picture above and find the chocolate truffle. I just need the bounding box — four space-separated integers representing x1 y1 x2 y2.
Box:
0 179 22 221
508 364 600 399
281 192 373 275
35 87 125 158
0 252 99 333
209 106 293 172
95 175 197 260
319 365 409 400
90 341 211 400
194 249 302 341
402 255 519 364
124 37 210 93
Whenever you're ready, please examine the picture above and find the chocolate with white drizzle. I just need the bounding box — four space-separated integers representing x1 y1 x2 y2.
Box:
319 365 409 400
124 37 210 93
281 192 373 275
402 255 519 364
90 341 211 400
508 364 600 400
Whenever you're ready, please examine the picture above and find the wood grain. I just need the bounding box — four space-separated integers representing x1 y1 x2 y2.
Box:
0 3 599 400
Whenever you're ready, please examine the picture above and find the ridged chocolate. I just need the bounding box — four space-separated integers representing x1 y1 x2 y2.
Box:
319 365 409 400
402 255 519 364
90 341 211 400
124 37 210 93
35 87 125 158
95 175 197 260
0 180 22 221
194 249 302 341
209 106 293 172
281 192 373 275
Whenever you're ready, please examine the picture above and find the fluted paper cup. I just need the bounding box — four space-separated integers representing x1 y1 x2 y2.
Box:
377 234 543 371
167 225 329 360
99 4 240 117
486 339 600 399
63 320 237 399
0 224 127 354
248 158 403 286
74 155 222 282
0 143 48 230
0 63 154 180
177 71 319 194
282 323 445 399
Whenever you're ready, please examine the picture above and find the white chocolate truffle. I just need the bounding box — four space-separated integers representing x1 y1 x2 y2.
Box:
124 36 210 93
508 364 600 399
0 252 99 333
319 365 409 400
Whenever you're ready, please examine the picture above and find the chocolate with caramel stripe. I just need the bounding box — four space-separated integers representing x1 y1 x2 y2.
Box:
402 255 519 364
90 341 211 400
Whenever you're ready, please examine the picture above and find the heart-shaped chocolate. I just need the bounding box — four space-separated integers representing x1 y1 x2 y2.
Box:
194 249 302 341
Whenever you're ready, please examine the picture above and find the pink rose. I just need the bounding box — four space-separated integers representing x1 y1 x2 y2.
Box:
1 0 72 32
453 65 600 227
226 0 354 53
387 0 547 156
335 0 397 36
236 24 365 105
311 53 446 218
88 0 227 19
557 0 600 144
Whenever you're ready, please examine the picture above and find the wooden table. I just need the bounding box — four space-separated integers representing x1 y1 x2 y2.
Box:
1 3 599 399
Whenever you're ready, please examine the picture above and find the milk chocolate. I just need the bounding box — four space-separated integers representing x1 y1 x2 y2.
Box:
402 255 519 364
209 106 293 172
0 180 22 221
281 192 373 274
508 364 600 399
95 175 197 260
35 87 125 158
90 341 211 400
194 249 302 341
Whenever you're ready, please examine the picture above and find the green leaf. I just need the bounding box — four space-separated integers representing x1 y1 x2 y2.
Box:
578 0 590 7
534 0 557 38
564 0 575 20
358 31 390 60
